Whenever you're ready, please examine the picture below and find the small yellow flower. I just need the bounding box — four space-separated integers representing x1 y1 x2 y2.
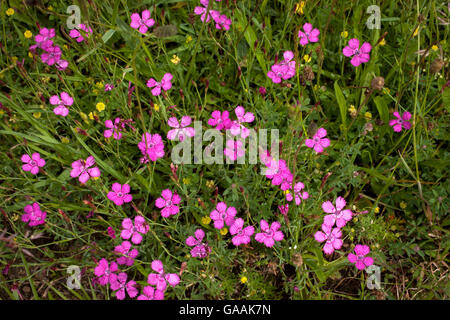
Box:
11 56 18 64
6 8 14 16
303 54 311 63
63 44 69 50
431 45 438 51
374 207 380 213
47 5 54 11
201 216 211 225
88 111 98 120
24 30 32 39
183 178 190 185
92 176 99 180
350 228 355 233
206 180 215 189
294 1 305 15
171 55 180 64
364 111 372 120
154 104 160 111
220 228 228 236
96 102 105 112
240 276 248 284
379 38 386 46
413 26 419 37
186 35 193 43
354 217 358 222
400 201 407 209
95 81 104 89
61 137 70 143
341 31 348 38
284 190 290 195
33 112 41 119
348 104 357 117
12 214 19 221
0 110 4 116
28 52 33 58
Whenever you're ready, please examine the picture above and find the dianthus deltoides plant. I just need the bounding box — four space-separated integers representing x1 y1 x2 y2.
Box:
0 0 448 300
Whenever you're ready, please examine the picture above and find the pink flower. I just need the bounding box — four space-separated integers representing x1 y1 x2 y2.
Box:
167 116 196 141
29 28 55 51
137 286 165 300
298 23 320 46
40 45 61 66
348 245 374 270
104 83 114 91
224 140 245 161
21 153 45 174
146 73 173 96
69 24 93 42
114 241 139 266
265 159 293 191
110 272 138 300
186 229 211 258
322 196 353 228
70 156 101 184
104 118 122 140
230 105 254 138
343 38 371 67
278 204 289 216
286 182 309 205
138 132 165 163
55 59 69 71
155 189 181 218
254 220 284 247
120 216 149 244
21 203 47 227
212 12 231 30
107 226 116 239
208 110 232 130
147 260 180 291
389 111 412 132
267 51 296 83
50 92 73 117
130 10 155 34
230 218 254 246
94 259 118 286
107 183 133 206
194 0 219 23
305 128 330 153
210 202 237 229
314 224 343 255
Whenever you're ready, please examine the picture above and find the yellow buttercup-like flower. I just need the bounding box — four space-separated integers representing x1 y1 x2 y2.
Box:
171 55 180 64
186 35 193 43
431 45 438 51
24 30 33 39
201 216 211 225
96 102 105 112
182 177 190 185
33 112 41 119
341 31 348 38
364 112 372 120
220 228 228 236
294 1 305 15
400 201 407 209
88 111 98 120
240 276 248 284
379 38 386 46
95 81 104 89
374 207 380 213
154 104 160 111
303 54 311 63
6 8 15 16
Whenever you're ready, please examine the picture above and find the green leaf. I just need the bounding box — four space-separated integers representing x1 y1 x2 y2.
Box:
334 81 348 128
102 29 116 44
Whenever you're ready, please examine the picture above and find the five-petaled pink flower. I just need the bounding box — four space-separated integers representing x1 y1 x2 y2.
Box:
255 220 284 247
70 156 101 184
155 189 181 218
137 286 165 300
120 216 149 244
348 244 374 270
130 10 155 34
94 258 118 286
167 116 196 141
194 0 219 23
343 38 372 67
50 92 73 117
69 24 93 42
110 272 138 300
314 224 343 255
210 202 237 229
305 128 330 153
104 118 122 140
30 28 55 51
298 23 320 46
322 196 353 228
230 106 255 138
21 153 45 175
264 159 293 191
40 45 61 66
146 73 173 96
114 241 139 266
267 51 296 83
186 229 211 258
22 202 47 227
389 111 412 132
286 182 309 205
138 132 165 163
208 110 232 130
107 183 133 206
230 218 254 246
211 11 232 30
224 140 245 161
147 260 180 291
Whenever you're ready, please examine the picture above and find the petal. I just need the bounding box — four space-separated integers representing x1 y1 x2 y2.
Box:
335 197 346 211
322 201 336 214
348 38 360 49
314 231 327 243
360 42 372 53
194 229 205 241
151 260 164 273
165 273 180 286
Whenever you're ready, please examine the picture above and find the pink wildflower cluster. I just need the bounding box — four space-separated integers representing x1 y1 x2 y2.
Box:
103 117 136 140
29 27 68 70
49 92 73 117
69 24 93 42
21 202 47 227
194 0 231 30
267 51 296 84
167 116 195 141
186 229 211 258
